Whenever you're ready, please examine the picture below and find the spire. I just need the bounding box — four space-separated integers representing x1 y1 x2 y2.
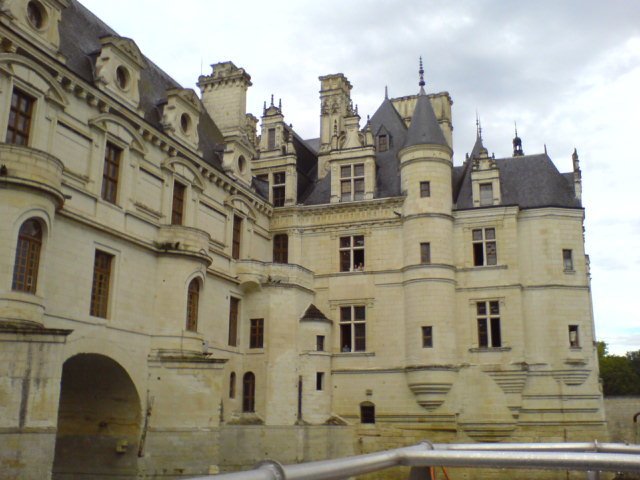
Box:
270 94 274 107
384 85 388 99
404 81 448 148
418 56 426 95
476 111 482 141
512 121 524 156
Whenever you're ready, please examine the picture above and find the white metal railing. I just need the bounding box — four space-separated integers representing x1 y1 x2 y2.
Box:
186 441 640 480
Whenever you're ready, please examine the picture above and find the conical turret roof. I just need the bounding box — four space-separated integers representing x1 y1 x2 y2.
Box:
404 92 448 148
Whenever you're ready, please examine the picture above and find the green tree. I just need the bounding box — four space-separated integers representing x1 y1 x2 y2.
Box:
597 342 640 395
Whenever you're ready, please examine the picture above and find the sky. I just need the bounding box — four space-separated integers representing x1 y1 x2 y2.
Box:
79 0 640 355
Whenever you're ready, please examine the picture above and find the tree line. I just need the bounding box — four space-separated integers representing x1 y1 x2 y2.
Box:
597 342 640 395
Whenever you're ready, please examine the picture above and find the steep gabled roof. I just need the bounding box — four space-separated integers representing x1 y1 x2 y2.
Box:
300 304 332 323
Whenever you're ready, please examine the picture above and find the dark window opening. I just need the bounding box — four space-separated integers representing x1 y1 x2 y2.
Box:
477 301 501 348
273 234 288 263
340 305 366 352
272 171 286 207
563 249 574 271
229 372 236 398
12 219 42 293
232 215 242 260
6 89 34 145
242 372 255 412
316 335 325 351
186 279 199 332
171 181 186 225
267 128 276 149
228 297 239 346
101 142 121 204
472 228 497 266
569 325 580 347
422 326 433 348
316 372 324 391
420 242 431 264
378 134 388 152
360 403 375 424
339 235 365 272
420 181 431 198
90 250 113 318
250 318 264 349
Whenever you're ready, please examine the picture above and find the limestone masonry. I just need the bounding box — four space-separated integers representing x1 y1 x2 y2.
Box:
0 1 607 478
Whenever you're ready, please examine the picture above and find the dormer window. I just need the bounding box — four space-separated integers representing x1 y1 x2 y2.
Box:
340 163 364 202
267 128 276 149
272 171 285 207
378 134 388 152
115 66 130 91
27 1 46 30
479 183 493 206
180 113 191 134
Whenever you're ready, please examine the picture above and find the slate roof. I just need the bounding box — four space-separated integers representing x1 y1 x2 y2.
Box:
454 153 581 210
300 304 332 323
404 92 448 148
58 1 224 170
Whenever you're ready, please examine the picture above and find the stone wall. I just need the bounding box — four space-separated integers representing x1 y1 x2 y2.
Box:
604 396 640 444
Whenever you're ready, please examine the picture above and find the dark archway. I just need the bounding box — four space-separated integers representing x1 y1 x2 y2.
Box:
53 354 141 479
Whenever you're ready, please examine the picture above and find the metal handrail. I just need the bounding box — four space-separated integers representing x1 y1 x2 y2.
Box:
187 441 640 480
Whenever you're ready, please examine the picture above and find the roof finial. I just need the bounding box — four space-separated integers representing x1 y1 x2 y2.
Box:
513 121 524 156
270 94 274 107
418 56 426 94
514 120 518 138
278 98 282 110
384 85 388 99
475 111 482 141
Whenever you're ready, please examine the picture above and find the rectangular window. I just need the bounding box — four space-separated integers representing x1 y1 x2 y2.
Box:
101 142 121 204
477 301 501 348
563 249 574 271
6 89 34 145
316 335 325 351
472 228 497 266
90 250 113 318
228 297 239 346
267 128 276 149
250 318 264 349
479 183 493 206
422 326 433 348
272 171 286 207
339 235 365 272
569 325 580 347
340 163 365 202
420 242 431 264
171 181 186 225
340 305 366 352
420 181 431 198
316 372 324 391
377 134 388 152
232 215 242 260
273 233 289 263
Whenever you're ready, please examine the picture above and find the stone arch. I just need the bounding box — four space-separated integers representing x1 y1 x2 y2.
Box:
89 113 147 155
0 53 68 107
52 353 142 479
162 156 206 191
224 194 257 222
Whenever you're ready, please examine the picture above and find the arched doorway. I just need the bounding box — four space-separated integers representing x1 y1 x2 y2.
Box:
53 354 141 479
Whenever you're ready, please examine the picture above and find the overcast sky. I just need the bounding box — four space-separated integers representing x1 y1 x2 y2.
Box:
79 0 640 354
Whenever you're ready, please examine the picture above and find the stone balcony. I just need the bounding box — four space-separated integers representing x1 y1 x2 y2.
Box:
0 290 46 327
236 260 314 291
156 225 212 265
0 144 65 206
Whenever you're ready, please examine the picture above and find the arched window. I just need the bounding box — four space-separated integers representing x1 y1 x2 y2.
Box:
186 279 200 331
360 401 375 424
229 372 236 398
12 219 42 293
242 372 255 412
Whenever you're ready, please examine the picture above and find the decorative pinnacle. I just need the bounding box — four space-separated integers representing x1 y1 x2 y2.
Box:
278 98 282 110
514 121 518 137
270 94 274 107
418 56 425 88
476 111 482 140
384 85 388 99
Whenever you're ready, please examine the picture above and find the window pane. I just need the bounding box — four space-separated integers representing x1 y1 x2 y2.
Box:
354 236 364 247
485 228 496 240
478 318 488 347
490 318 501 347
340 236 351 248
354 323 366 351
340 324 352 351
340 250 351 271
477 302 486 315
489 301 499 315
473 243 484 266
341 166 351 178
472 229 482 241
354 164 364 177
354 306 365 320
486 241 497 265
340 306 352 321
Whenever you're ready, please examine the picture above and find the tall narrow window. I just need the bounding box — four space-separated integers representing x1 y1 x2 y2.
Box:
232 215 242 260
563 249 574 271
101 142 121 204
250 318 264 349
272 171 286 207
360 402 375 424
420 181 431 198
340 305 366 352
186 279 199 332
229 372 236 398
12 219 42 293
242 372 255 412
422 326 433 348
477 301 501 348
171 181 186 225
267 128 276 149
316 372 325 391
273 234 289 263
420 242 431 264
316 335 325 351
6 89 34 145
569 325 580 347
340 163 365 202
90 250 113 318
339 235 365 272
479 183 493 206
228 297 239 346
377 134 388 152
472 228 497 266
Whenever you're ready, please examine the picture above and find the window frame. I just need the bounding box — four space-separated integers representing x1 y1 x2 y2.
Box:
316 335 325 352
476 300 501 348
377 134 388 152
90 250 114 319
273 233 288 264
563 249 574 271
228 297 239 347
420 242 431 264
101 142 122 204
12 219 43 293
360 402 375 424
272 171 286 207
316 372 325 391
249 318 264 349
569 325 580 348
171 180 186 225
472 227 497 266
229 372 236 398
186 278 200 332
339 235 365 272
419 181 431 198
267 128 276 150
340 305 366 352
479 182 494 206
242 372 255 413
340 163 365 202
232 215 242 260
422 326 433 348
6 88 35 146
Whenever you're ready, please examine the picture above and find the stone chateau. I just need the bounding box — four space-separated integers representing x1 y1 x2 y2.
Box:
0 0 607 478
